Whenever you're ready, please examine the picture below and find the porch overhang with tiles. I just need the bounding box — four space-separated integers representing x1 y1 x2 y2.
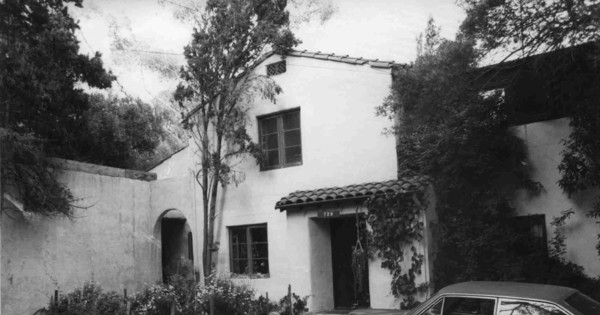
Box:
275 176 429 211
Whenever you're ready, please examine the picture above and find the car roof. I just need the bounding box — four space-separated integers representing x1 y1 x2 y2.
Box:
438 281 578 302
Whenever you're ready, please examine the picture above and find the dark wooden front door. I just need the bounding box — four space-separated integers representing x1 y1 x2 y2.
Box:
330 217 369 308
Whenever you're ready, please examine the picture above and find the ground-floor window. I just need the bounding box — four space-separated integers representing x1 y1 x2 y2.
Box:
229 224 269 277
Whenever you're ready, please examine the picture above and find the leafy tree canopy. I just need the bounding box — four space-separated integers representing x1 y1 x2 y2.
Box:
80 94 186 171
1 0 115 153
1 0 183 216
460 0 600 60
175 0 298 280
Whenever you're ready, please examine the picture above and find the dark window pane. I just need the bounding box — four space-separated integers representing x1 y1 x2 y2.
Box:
232 259 248 274
285 146 302 164
266 150 279 167
231 228 247 244
253 259 269 274
499 299 566 315
422 299 442 315
567 292 600 315
263 134 279 150
231 229 246 244
283 111 300 130
251 243 269 259
444 297 495 315
283 130 301 147
261 117 278 134
239 244 247 258
250 227 268 243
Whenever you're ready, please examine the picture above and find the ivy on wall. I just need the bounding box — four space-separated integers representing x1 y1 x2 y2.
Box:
365 192 428 309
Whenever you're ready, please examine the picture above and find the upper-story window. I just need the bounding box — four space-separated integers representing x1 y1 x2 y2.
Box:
258 108 302 170
267 60 286 76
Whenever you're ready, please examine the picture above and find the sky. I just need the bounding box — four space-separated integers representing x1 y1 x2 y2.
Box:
72 0 465 103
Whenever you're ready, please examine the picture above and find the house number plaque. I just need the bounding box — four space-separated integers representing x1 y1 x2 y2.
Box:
317 210 340 218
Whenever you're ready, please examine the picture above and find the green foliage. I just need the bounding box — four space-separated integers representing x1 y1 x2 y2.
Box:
78 94 184 171
196 274 256 315
0 0 115 155
377 18 540 296
377 16 600 304
1 129 75 216
0 0 110 216
366 193 426 309
174 0 299 278
131 273 306 315
131 276 198 315
460 0 600 58
48 282 127 315
277 293 308 315
460 0 600 258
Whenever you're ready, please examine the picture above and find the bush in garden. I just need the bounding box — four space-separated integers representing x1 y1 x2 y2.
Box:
250 295 279 315
276 293 308 315
196 274 256 315
130 275 201 315
48 282 127 315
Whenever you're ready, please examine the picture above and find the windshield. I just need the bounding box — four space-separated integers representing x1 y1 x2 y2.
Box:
565 292 600 315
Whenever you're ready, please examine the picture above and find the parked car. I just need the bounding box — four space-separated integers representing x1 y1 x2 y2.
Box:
350 281 600 315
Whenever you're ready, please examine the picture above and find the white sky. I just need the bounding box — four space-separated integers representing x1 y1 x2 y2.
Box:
72 0 465 103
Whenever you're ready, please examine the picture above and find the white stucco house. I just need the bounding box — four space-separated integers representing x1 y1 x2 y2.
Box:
151 49 437 311
4 45 600 315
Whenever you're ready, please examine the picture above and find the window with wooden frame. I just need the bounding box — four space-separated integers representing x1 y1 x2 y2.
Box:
258 108 302 170
229 224 269 276
266 60 286 76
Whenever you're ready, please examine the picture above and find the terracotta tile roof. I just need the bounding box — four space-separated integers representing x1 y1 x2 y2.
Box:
275 176 429 211
256 49 408 70
287 49 406 69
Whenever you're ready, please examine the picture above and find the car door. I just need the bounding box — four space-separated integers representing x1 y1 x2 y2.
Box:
416 295 497 315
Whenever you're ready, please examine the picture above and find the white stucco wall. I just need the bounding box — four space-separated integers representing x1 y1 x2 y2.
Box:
1 162 157 315
513 118 600 277
208 54 398 310
2 159 203 315
148 53 399 310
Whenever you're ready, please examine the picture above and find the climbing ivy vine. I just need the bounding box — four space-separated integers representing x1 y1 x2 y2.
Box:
365 192 427 309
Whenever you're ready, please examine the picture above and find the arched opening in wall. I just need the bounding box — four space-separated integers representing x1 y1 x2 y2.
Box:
157 209 194 283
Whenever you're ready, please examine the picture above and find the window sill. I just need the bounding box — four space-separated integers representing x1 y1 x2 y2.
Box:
260 162 303 172
230 273 270 279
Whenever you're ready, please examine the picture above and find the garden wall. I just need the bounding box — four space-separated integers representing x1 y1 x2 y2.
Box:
0 159 194 315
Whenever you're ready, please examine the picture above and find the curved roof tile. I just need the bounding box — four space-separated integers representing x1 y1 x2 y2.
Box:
275 176 429 210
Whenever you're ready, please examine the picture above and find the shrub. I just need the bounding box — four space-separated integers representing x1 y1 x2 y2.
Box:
276 293 308 315
196 275 256 315
48 282 127 315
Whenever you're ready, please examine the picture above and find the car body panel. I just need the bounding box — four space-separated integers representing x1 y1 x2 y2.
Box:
406 282 584 315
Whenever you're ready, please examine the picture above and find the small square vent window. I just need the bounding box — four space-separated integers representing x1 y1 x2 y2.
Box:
267 60 286 76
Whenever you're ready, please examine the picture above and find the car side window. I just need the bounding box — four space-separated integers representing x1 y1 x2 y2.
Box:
498 299 567 315
421 298 443 315
442 297 495 315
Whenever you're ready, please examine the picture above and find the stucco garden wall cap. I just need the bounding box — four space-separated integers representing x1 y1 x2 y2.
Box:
275 176 429 211
48 158 157 181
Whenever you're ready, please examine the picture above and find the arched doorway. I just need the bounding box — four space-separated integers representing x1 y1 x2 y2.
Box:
157 209 194 283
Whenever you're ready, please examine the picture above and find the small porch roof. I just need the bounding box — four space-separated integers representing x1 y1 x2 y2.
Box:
275 176 429 211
